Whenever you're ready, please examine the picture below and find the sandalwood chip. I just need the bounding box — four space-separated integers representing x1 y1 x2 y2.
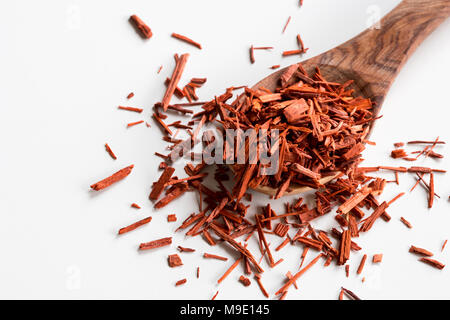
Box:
149 166 175 200
283 99 309 123
139 237 172 250
105 143 117 160
177 246 196 253
90 165 134 191
400 217 412 229
175 278 187 286
171 33 202 49
168 254 183 267
118 217 151 235
203 253 228 261
118 106 143 113
372 254 383 263
129 15 152 39
168 214 177 222
391 149 407 159
239 275 251 286
161 54 189 111
419 257 445 270
409 245 433 257
254 274 269 298
341 287 361 300
338 230 351 265
274 223 290 237
127 120 144 127
357 254 367 275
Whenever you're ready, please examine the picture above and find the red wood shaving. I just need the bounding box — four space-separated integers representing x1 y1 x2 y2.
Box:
337 187 371 214
282 49 304 57
127 120 144 127
239 275 251 286
297 236 323 251
175 278 187 286
338 230 351 265
202 230 217 246
217 258 242 284
139 237 172 250
249 45 255 64
360 201 389 232
152 113 173 135
211 291 219 300
408 166 445 173
178 246 195 253
210 224 263 273
341 287 361 300
372 254 383 263
104 143 117 160
171 33 202 49
409 245 433 257
387 192 405 206
442 240 448 252
161 54 189 111
282 16 291 33
274 223 289 237
167 214 177 222
149 166 175 200
275 237 291 251
296 34 307 53
391 149 407 159
286 271 298 289
275 253 323 295
419 257 445 270
168 254 183 267
299 247 309 269
197 267 200 278
270 65 280 69
118 106 143 113
256 215 276 267
357 254 367 275
131 203 141 209
379 166 408 172
126 92 134 99
154 184 188 208
129 15 152 39
90 165 134 191
203 253 228 261
118 216 151 235
254 274 269 298
408 140 445 145
428 173 434 208
345 265 350 277
400 217 412 229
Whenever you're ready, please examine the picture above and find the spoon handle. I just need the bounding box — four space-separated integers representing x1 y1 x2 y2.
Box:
317 0 450 104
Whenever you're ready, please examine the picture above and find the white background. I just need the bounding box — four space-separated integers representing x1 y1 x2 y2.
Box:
0 0 449 300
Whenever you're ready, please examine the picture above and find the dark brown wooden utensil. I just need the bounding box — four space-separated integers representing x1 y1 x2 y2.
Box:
251 0 449 196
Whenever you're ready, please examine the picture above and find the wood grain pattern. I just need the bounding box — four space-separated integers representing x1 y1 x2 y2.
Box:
250 0 449 196
255 0 449 112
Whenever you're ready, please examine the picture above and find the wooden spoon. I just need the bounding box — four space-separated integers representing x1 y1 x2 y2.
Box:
249 0 449 196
